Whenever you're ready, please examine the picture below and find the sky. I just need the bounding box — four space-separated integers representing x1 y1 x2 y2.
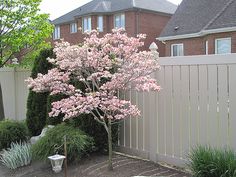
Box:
40 0 182 20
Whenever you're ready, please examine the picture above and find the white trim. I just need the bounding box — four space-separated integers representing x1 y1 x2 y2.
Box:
159 53 236 66
215 37 231 54
171 43 184 56
205 40 208 55
157 27 236 41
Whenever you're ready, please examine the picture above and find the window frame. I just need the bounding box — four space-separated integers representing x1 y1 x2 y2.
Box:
53 26 60 40
215 37 231 54
82 16 92 33
171 43 184 56
97 16 103 32
70 22 77 33
114 13 125 29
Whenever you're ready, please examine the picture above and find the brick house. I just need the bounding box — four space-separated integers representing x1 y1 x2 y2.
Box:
51 0 177 57
158 0 236 56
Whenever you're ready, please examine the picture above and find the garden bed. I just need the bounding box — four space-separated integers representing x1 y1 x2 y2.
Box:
0 153 190 177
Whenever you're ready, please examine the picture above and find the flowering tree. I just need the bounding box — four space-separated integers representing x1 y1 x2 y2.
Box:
26 29 161 170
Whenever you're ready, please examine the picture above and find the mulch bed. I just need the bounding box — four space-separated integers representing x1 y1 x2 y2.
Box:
0 153 191 177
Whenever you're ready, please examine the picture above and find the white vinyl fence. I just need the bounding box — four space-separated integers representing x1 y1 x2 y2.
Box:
118 54 236 167
1 54 236 168
0 68 30 120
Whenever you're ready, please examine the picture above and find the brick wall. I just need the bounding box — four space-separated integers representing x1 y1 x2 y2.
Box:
52 10 172 56
138 11 171 56
164 31 236 56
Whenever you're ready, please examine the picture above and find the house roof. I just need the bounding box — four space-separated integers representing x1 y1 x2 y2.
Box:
52 0 177 25
159 0 236 40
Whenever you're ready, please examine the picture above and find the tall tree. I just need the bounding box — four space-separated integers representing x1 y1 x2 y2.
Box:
26 29 161 170
0 0 53 119
0 0 53 67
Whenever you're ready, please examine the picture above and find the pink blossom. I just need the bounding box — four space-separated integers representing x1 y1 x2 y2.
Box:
26 28 160 123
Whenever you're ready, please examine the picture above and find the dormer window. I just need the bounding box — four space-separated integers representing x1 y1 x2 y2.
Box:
114 14 125 29
82 16 91 32
70 22 77 33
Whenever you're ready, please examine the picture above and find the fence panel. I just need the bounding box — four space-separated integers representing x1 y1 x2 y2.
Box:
172 66 181 158
198 65 208 145
180 66 190 157
131 90 137 149
229 65 236 150
118 54 236 167
157 67 166 155
208 65 218 148
124 90 131 148
0 68 30 121
137 92 144 151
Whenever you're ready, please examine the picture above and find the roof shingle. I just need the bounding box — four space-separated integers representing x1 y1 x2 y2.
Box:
159 0 236 38
52 0 177 25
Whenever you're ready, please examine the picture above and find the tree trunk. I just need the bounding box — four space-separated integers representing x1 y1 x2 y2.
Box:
0 83 5 120
107 118 113 171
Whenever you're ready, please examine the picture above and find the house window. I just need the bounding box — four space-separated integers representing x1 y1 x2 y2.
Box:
82 16 91 32
114 14 125 28
70 22 77 33
53 26 60 40
97 16 103 32
215 38 231 54
171 44 184 56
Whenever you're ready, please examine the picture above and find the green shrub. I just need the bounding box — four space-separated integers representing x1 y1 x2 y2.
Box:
0 142 32 169
26 48 54 136
0 120 29 150
31 123 95 162
71 115 119 152
188 146 236 177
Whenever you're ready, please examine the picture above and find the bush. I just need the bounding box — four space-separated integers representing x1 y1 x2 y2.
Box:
188 146 236 177
0 142 32 169
71 115 119 152
0 120 29 150
26 48 54 136
31 123 95 162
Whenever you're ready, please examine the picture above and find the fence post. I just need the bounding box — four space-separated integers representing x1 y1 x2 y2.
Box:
148 42 159 161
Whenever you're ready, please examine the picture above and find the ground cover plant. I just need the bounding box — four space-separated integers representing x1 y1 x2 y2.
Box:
188 146 236 177
0 142 32 170
26 28 160 170
0 120 29 150
31 123 95 162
